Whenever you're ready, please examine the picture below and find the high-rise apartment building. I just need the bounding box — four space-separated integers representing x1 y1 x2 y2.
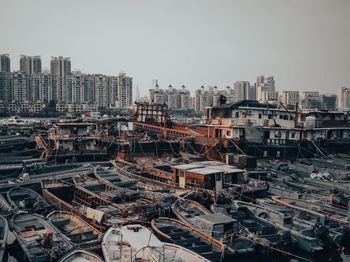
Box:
12 71 28 103
0 72 12 102
65 71 85 104
234 81 252 101
20 55 41 74
339 87 350 112
179 85 190 109
50 56 71 101
117 72 132 108
149 81 190 109
282 91 300 108
94 74 108 107
107 76 118 107
195 86 214 112
83 74 95 103
38 70 52 102
256 75 277 104
320 94 337 111
0 54 11 73
302 91 321 109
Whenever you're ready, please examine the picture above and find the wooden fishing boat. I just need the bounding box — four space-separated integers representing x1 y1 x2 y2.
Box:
233 200 325 254
171 199 211 224
41 178 124 229
0 193 12 216
41 178 161 229
151 217 224 261
102 224 210 262
72 173 141 203
58 249 103 262
172 199 254 255
10 213 73 261
212 203 295 255
93 164 138 189
7 187 52 214
0 215 9 262
271 196 350 226
47 211 102 249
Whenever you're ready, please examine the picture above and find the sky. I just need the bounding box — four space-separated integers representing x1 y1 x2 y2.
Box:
1 0 350 97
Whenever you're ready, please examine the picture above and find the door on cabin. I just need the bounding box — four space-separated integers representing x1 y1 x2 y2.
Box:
215 173 223 191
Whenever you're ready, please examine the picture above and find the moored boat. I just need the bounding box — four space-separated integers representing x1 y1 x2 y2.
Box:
47 211 102 249
171 199 211 224
7 187 52 214
271 196 349 226
212 203 295 255
0 215 8 262
233 200 325 254
172 199 254 255
102 224 210 262
58 249 103 262
151 217 224 261
0 194 12 216
10 212 73 261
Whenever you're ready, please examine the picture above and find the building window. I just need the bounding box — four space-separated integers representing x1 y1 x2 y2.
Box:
259 113 262 119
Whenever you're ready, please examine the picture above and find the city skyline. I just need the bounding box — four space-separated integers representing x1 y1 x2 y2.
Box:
1 0 350 97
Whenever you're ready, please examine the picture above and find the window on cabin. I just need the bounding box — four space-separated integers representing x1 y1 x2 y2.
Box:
235 112 239 118
279 115 283 119
291 133 295 138
268 114 272 119
258 113 262 119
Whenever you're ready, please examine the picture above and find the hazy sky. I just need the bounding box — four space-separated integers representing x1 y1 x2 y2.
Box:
1 0 350 96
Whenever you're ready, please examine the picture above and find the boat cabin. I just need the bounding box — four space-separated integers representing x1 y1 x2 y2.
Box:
48 122 104 152
194 213 239 239
172 161 245 190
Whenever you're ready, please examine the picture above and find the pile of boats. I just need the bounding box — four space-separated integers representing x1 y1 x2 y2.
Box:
0 160 348 262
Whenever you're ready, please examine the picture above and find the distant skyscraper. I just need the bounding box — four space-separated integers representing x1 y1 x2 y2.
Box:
0 72 12 102
117 72 132 108
12 71 28 102
20 55 41 74
94 74 108 107
83 74 95 103
65 70 85 103
149 82 191 109
0 54 11 73
339 87 350 112
234 81 250 101
282 91 300 108
256 75 277 104
106 75 118 107
320 94 337 111
50 56 71 102
38 70 52 102
302 91 321 109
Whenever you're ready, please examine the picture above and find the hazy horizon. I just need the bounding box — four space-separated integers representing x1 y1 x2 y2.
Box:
1 0 350 96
